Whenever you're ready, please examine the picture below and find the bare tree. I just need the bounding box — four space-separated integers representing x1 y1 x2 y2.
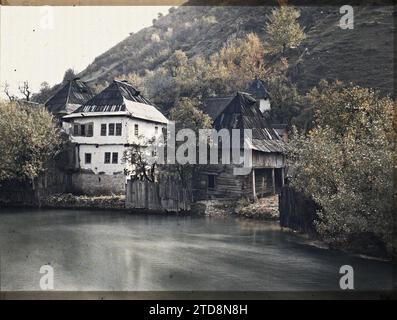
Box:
18 81 31 101
3 82 16 101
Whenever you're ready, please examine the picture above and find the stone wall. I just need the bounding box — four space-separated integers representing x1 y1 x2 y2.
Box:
72 172 125 195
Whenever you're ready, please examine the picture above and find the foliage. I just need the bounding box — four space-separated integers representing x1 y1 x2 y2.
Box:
169 98 212 187
123 139 157 182
169 97 212 132
264 67 303 124
265 5 306 55
288 82 394 253
62 68 77 82
0 101 61 182
137 33 268 110
32 82 52 103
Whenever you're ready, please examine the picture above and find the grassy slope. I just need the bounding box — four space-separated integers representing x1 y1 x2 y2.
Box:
76 4 393 96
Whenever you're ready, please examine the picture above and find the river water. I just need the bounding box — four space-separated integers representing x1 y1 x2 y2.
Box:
0 208 393 292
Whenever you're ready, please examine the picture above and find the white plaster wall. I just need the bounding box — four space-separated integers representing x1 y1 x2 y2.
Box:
67 116 166 145
126 118 166 144
65 115 167 175
259 99 271 113
78 144 127 174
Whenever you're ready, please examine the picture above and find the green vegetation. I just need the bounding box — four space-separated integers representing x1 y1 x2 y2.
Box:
122 33 267 110
169 98 212 131
7 4 393 257
265 5 306 55
64 4 392 101
288 82 394 255
0 101 61 182
169 98 213 188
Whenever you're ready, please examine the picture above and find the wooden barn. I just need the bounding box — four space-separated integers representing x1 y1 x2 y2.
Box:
194 92 286 201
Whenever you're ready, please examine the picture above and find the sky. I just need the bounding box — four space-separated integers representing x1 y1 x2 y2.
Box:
0 6 172 99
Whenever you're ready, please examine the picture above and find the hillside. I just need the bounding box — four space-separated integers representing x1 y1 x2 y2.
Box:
74 4 393 97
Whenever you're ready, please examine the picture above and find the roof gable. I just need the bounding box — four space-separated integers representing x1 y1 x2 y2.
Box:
212 92 284 151
77 81 125 111
203 96 234 121
73 80 168 124
245 79 271 100
45 79 94 115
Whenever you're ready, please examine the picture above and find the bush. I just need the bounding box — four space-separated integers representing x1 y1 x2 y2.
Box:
0 101 61 182
288 82 394 256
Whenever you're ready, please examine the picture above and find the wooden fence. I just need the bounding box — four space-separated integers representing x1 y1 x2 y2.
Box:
125 177 191 212
0 169 73 207
279 186 319 236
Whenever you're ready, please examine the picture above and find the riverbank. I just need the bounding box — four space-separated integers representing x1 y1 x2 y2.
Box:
194 196 280 220
36 193 126 210
2 193 281 220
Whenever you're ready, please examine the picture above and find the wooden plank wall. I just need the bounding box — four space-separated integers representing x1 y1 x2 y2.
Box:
126 176 191 212
192 164 245 200
252 151 285 168
279 186 319 236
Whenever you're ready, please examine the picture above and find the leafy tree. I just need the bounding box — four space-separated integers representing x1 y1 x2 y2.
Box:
165 50 189 77
208 33 267 94
32 81 52 103
288 82 394 255
62 68 77 82
123 138 158 182
0 101 61 183
169 97 212 132
169 98 212 187
265 70 303 125
265 5 306 55
141 33 268 108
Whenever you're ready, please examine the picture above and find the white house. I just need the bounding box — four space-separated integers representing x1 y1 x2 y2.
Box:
62 80 168 194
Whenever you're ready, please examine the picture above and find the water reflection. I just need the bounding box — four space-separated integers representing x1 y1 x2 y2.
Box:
0 208 393 291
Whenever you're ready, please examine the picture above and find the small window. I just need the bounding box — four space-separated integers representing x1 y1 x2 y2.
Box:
155 126 158 134
87 123 93 137
109 123 115 136
73 124 79 136
101 124 107 136
104 152 111 164
207 175 216 189
112 152 118 164
80 124 86 136
116 123 122 136
85 153 92 164
134 124 139 136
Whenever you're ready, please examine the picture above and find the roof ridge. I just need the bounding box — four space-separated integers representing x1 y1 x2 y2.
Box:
114 79 136 89
44 80 69 106
65 80 73 107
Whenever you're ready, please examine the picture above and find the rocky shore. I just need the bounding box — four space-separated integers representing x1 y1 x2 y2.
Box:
193 195 280 220
40 193 126 210
2 191 280 220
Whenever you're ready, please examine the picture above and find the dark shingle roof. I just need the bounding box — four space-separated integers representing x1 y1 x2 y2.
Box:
70 80 167 124
202 96 234 121
76 80 151 113
245 79 271 100
211 92 284 153
45 79 94 116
